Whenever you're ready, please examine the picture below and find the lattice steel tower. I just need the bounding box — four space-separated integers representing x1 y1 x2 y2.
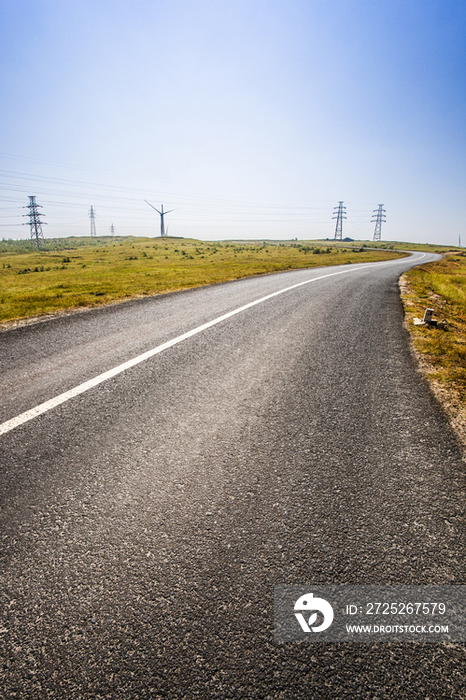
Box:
372 205 386 241
110 223 115 237
332 201 347 240
89 206 97 236
23 196 46 250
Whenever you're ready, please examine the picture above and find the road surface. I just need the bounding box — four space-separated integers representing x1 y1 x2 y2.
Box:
1 253 465 698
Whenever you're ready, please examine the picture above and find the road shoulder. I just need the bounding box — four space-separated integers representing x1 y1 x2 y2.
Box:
399 274 466 457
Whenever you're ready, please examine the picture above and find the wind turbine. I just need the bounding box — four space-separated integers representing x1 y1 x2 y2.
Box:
145 200 174 237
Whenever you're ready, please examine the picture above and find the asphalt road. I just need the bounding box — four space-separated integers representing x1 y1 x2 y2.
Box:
1 253 465 699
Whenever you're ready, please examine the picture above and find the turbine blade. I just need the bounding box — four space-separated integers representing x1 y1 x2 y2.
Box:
145 200 161 214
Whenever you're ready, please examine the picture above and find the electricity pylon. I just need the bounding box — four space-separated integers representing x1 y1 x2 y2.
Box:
23 196 46 250
145 201 174 237
371 205 386 241
89 206 97 236
110 223 115 237
332 201 346 240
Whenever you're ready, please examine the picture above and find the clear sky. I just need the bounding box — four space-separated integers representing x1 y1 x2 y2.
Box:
1 0 465 243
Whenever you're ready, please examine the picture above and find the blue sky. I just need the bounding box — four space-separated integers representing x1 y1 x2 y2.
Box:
1 0 465 243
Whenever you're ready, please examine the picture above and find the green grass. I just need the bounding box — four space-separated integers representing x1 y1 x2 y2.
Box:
401 254 466 391
400 252 466 447
351 241 456 254
0 236 406 324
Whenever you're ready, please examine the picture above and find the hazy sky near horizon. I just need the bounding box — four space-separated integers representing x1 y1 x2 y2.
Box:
1 0 465 243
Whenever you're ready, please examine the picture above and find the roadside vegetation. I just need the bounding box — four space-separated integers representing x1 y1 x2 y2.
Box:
0 236 405 325
400 251 466 448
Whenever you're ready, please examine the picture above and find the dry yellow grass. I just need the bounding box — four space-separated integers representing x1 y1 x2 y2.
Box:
400 252 466 452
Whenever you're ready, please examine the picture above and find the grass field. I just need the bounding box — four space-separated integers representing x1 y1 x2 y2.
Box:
400 252 466 449
0 236 406 325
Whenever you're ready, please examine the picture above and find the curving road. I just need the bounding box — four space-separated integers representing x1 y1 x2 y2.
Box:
1 253 465 698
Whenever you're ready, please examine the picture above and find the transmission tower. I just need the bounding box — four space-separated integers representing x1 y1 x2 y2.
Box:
371 204 386 241
145 201 174 237
332 201 347 240
89 206 97 236
110 223 115 237
23 196 46 250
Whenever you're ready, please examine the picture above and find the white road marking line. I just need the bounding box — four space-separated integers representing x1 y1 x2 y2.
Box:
0 258 421 436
